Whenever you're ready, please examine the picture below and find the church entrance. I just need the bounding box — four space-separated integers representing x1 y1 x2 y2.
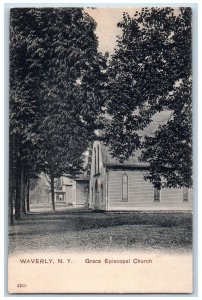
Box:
95 179 99 209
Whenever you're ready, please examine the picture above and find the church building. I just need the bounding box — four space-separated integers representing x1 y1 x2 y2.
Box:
88 141 192 212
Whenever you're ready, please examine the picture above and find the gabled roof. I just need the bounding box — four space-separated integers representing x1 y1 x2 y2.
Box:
99 110 172 168
100 143 148 168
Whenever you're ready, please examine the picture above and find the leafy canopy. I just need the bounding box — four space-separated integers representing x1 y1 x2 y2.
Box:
10 8 107 180
103 7 192 187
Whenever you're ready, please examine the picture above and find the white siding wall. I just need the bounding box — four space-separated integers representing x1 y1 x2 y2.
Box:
65 185 73 205
75 181 88 207
107 170 192 211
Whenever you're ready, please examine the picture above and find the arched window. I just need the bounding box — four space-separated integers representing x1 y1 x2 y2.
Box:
154 188 160 202
97 145 100 173
95 179 98 192
183 187 188 202
91 187 93 203
101 184 103 202
94 147 96 174
95 179 99 205
122 174 128 202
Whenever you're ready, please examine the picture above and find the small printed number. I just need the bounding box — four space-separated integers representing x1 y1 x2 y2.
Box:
17 284 27 288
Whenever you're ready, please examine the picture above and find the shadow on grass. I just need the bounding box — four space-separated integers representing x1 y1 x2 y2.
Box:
9 211 192 236
8 211 192 254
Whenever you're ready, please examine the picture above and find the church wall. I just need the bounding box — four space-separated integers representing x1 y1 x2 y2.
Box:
107 169 192 211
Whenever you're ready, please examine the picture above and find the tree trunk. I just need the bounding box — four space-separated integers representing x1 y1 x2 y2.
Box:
9 181 14 225
50 176 55 211
14 134 23 220
15 161 22 220
26 177 30 213
9 135 14 225
21 166 26 214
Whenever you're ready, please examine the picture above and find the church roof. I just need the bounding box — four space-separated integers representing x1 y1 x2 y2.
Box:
99 110 172 168
100 143 148 168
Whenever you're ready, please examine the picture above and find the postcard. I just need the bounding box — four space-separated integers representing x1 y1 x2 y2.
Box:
8 6 193 294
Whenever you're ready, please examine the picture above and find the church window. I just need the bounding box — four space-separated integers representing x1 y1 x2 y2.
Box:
183 187 188 202
91 187 93 203
94 147 96 174
154 188 160 202
122 174 128 202
97 145 100 173
101 184 103 202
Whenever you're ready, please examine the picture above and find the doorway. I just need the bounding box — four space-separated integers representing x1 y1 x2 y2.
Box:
95 179 99 209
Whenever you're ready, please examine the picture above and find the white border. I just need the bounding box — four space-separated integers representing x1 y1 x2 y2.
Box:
1 1 200 299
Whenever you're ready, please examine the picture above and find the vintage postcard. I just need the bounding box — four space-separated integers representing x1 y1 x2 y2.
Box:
8 6 193 293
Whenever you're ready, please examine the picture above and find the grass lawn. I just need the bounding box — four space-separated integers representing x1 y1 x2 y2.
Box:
8 210 192 254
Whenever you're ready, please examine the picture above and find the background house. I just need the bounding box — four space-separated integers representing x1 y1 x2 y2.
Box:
52 175 89 208
29 173 89 211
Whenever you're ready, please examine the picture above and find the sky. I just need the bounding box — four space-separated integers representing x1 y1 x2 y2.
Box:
85 7 180 55
85 7 142 55
84 7 176 131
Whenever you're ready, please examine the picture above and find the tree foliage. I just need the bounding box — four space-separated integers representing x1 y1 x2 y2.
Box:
9 8 107 217
103 7 192 187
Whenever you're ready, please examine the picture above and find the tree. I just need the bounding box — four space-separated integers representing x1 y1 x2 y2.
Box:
103 7 192 187
9 8 107 216
9 8 45 221
35 8 106 210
